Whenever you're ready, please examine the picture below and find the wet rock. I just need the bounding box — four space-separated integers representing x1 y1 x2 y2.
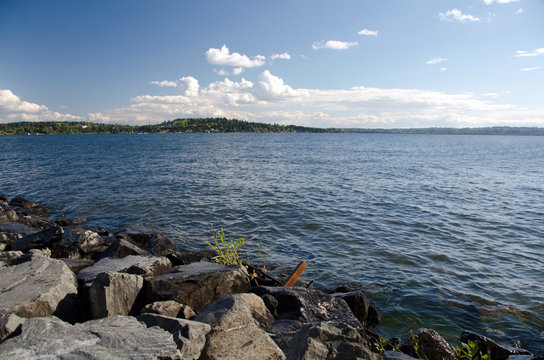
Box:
0 222 38 237
99 238 151 258
0 257 79 322
9 197 48 218
116 230 176 256
0 315 183 359
89 271 144 319
59 257 95 274
0 312 25 342
196 293 285 360
52 215 86 227
77 255 172 283
399 328 456 360
252 286 362 353
333 290 380 329
0 208 18 223
286 321 378 360
137 313 211 359
145 262 250 313
0 251 24 265
460 331 532 360
12 226 63 252
166 249 216 266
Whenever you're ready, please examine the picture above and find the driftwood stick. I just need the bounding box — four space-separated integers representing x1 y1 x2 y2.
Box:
283 261 307 287
243 262 283 285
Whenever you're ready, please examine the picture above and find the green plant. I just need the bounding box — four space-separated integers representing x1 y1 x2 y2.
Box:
410 330 422 359
206 226 245 266
374 335 389 355
454 341 488 360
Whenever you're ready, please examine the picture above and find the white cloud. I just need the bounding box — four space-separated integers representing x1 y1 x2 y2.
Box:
232 67 243 75
520 67 540 72
214 68 228 76
427 57 448 64
358 29 378 36
515 48 544 57
483 0 520 4
439 9 480 22
82 71 544 129
178 76 199 97
312 40 358 50
0 89 80 123
205 45 266 68
87 112 111 122
150 80 178 87
514 8 523 14
271 52 291 60
482 92 500 98
440 67 448 72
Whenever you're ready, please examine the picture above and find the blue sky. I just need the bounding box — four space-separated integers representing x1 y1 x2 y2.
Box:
1 0 543 128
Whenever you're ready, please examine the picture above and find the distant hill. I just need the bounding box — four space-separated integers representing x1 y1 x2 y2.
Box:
1 118 543 136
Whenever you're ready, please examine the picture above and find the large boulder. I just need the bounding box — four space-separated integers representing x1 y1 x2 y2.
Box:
77 255 172 283
333 290 379 329
460 331 532 360
8 197 48 218
0 208 18 223
0 257 79 322
252 286 362 353
145 262 250 313
399 328 456 360
138 313 211 360
53 227 106 258
59 257 95 274
99 238 151 258
286 321 379 360
117 230 176 256
0 315 183 359
12 226 63 252
89 271 144 319
195 293 285 360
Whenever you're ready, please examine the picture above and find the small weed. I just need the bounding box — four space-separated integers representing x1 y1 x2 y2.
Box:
206 226 245 266
454 340 488 360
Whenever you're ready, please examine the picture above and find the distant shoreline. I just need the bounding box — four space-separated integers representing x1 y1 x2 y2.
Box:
1 118 544 136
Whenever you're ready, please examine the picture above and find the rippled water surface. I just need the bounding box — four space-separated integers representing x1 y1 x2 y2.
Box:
1 133 543 352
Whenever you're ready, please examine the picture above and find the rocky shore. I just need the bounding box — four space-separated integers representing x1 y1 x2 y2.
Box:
0 196 539 359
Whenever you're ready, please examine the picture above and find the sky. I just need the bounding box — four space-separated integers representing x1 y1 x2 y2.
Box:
0 0 543 128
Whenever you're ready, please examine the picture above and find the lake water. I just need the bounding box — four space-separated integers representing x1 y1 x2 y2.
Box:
1 133 543 353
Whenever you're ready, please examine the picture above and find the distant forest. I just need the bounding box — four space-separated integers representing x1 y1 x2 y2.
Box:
1 118 544 136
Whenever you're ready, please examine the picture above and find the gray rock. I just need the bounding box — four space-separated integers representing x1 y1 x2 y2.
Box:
89 271 144 319
145 262 250 313
0 312 25 342
140 300 186 318
0 315 183 359
100 238 151 258
55 228 106 258
0 261 5 268
0 251 24 265
399 328 456 360
117 230 176 256
286 321 378 360
460 331 532 360
59 257 95 273
138 313 211 360
0 208 18 223
0 222 38 236
77 255 172 283
0 257 79 322
382 350 419 360
252 286 363 353
12 226 63 252
0 243 5 252
333 290 379 329
52 215 86 227
166 249 216 265
10 248 52 265
196 293 285 360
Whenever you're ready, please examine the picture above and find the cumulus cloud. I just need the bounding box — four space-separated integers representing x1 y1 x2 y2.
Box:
0 89 80 123
358 29 378 36
150 80 178 87
178 76 199 97
439 9 480 22
232 67 243 75
271 52 291 60
312 40 358 50
206 45 266 68
515 48 544 57
483 0 520 4
254 70 297 100
213 68 228 76
427 57 448 64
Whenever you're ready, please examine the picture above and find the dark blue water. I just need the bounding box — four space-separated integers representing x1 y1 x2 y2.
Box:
1 133 543 352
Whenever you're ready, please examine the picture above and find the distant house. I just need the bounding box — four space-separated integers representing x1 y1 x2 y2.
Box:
82 125 88 129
